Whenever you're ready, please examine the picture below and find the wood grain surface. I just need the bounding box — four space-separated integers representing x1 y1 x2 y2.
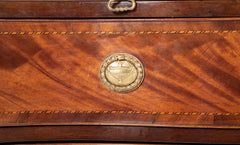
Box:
0 18 240 143
1 125 240 144
0 18 240 126
0 0 240 18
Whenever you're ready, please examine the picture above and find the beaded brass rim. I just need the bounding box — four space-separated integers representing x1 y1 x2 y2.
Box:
100 53 144 93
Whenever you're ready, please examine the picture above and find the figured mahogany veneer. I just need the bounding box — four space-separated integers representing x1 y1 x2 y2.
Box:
0 19 240 143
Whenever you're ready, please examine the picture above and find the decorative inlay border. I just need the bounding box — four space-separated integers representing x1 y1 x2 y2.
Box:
0 30 240 35
0 111 240 116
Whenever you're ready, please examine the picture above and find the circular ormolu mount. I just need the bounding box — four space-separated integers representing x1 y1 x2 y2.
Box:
100 53 144 93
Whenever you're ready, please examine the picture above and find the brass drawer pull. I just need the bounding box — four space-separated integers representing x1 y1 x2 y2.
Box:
100 53 144 93
108 0 136 12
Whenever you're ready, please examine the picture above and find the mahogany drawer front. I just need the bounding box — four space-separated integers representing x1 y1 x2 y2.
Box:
0 19 240 143
1 0 240 18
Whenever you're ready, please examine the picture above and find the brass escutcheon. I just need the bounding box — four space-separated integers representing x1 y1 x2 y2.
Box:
100 53 144 93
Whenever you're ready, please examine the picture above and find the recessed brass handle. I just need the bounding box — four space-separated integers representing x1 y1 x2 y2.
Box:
108 0 136 12
100 53 144 93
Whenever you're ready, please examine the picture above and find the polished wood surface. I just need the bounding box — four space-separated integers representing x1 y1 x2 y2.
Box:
1 125 240 144
0 0 240 18
0 18 240 143
1 18 240 122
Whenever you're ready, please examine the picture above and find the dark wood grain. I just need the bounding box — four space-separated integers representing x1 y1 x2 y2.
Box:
1 125 240 144
1 110 240 128
0 1 240 18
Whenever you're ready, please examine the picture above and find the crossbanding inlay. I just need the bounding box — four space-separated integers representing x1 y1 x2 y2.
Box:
0 30 240 35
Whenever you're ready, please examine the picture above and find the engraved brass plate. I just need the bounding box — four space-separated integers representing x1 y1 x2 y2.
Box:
100 53 144 93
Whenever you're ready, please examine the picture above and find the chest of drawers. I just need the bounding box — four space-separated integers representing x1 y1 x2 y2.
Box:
0 0 240 144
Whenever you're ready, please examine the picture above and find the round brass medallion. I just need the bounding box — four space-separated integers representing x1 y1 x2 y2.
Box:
100 53 144 93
